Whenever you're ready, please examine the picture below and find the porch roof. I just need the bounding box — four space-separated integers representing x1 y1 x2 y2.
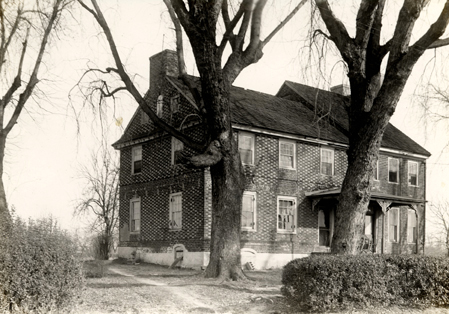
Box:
305 188 426 206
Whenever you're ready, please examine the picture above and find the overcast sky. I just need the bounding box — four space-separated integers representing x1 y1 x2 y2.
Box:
6 1 449 238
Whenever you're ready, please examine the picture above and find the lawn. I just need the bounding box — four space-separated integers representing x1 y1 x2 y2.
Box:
71 260 449 314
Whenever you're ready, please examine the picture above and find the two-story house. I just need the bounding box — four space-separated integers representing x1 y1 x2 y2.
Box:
113 50 430 269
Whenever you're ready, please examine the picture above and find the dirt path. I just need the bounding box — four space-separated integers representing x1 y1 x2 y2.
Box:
108 267 217 313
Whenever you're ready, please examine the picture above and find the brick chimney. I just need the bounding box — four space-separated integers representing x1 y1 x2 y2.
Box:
149 50 179 96
330 84 350 96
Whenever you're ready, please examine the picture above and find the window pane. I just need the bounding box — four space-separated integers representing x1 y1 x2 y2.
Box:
408 210 417 243
134 160 142 173
364 215 373 235
389 208 399 242
278 199 295 231
389 159 399 182
240 149 253 164
321 149 334 175
409 162 418 185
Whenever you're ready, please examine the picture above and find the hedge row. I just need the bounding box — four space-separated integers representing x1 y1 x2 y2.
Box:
281 254 449 312
0 217 84 313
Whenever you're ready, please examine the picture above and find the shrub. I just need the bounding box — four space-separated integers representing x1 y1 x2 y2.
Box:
82 260 106 278
0 217 84 313
282 254 449 312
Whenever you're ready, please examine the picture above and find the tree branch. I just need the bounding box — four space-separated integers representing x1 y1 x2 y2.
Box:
80 0 205 152
354 0 379 49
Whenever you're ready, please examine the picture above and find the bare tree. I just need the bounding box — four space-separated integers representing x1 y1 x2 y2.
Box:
310 0 449 254
0 0 71 232
75 147 119 260
429 200 449 257
78 0 306 279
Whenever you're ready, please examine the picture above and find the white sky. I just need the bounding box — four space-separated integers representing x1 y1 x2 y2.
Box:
6 1 449 239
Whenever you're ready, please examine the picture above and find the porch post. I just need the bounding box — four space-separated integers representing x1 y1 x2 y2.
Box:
376 201 391 254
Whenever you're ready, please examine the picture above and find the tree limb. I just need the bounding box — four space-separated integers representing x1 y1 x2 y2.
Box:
80 0 205 152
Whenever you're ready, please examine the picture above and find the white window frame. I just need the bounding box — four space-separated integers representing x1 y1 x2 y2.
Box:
408 161 419 186
320 147 334 176
407 209 417 243
388 207 400 243
238 132 255 166
388 157 399 184
373 160 379 181
171 137 184 165
241 191 257 231
130 197 141 233
277 196 297 234
279 139 296 169
131 146 142 175
156 95 164 117
169 192 182 230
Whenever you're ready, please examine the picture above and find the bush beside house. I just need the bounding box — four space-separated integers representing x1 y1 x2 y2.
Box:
0 217 84 313
282 255 449 312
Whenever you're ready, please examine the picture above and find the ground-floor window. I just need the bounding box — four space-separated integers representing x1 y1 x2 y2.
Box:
130 198 141 233
169 192 182 230
407 209 417 243
242 191 256 231
277 196 296 234
389 207 400 242
318 209 333 246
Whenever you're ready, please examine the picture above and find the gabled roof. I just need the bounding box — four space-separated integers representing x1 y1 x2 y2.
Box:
115 75 430 158
277 81 431 157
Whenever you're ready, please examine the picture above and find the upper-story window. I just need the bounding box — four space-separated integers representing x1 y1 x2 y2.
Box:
171 137 184 165
407 209 417 243
170 95 180 113
320 147 334 176
389 207 400 242
169 192 182 230
156 95 164 117
241 191 256 231
408 161 418 186
388 158 399 183
238 132 255 165
130 197 141 233
279 140 296 169
132 146 142 174
277 196 296 234
373 160 379 181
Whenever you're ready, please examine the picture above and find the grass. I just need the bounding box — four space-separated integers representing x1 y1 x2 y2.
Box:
71 260 449 314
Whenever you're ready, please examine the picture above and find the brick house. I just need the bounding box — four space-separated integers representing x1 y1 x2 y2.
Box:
113 50 430 269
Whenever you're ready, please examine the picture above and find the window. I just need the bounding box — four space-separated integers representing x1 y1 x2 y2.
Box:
132 146 142 174
389 207 400 242
169 193 182 230
407 209 417 243
241 192 256 231
170 95 180 113
156 95 164 117
171 137 184 165
408 161 418 186
130 198 141 233
320 147 334 176
279 140 296 169
318 209 333 246
277 196 296 233
388 158 399 183
373 160 379 181
238 132 255 165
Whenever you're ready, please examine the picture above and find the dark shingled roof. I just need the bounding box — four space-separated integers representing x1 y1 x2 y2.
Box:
278 81 430 157
116 75 430 157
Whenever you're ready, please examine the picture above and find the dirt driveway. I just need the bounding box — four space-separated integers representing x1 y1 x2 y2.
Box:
72 261 449 314
72 261 284 314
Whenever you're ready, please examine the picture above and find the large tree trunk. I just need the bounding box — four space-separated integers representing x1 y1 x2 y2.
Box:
205 147 245 279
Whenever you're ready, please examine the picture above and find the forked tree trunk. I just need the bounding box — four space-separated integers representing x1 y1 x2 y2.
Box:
205 144 245 279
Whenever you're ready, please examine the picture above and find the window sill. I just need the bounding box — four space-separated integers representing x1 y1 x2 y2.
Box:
241 229 256 232
277 231 296 235
279 167 296 171
169 228 182 232
388 181 399 184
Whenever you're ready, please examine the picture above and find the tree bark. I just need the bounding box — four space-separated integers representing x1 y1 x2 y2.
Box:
0 134 11 234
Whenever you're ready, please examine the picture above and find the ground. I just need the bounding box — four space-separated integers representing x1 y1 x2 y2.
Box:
71 260 449 314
